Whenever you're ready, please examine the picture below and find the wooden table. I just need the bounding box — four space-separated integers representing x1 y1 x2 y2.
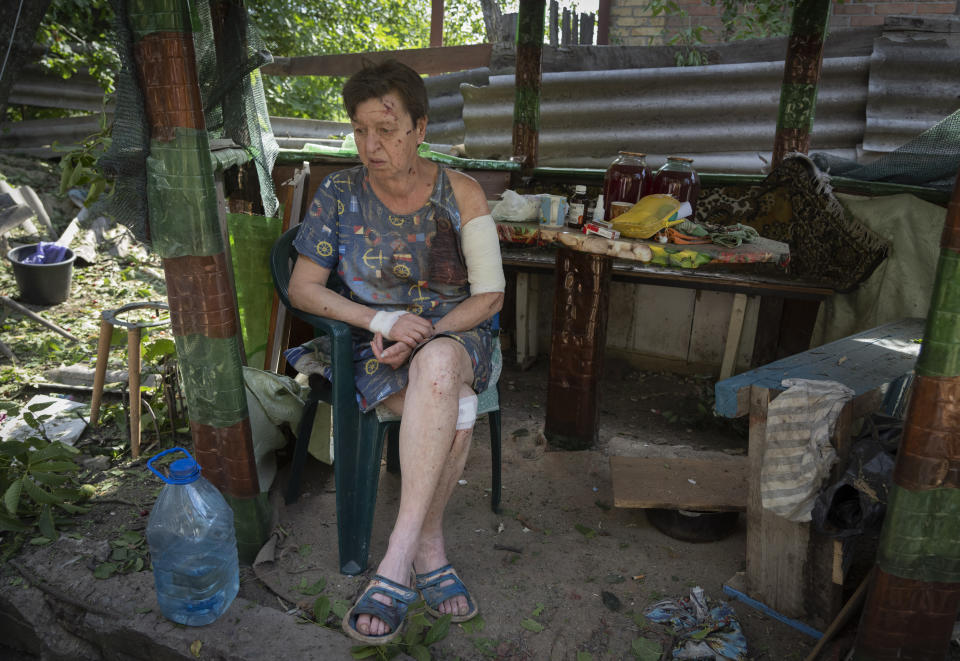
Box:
495 222 833 449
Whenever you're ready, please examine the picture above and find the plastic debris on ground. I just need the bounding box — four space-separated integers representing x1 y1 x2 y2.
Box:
19 242 70 265
645 586 748 660
0 394 87 446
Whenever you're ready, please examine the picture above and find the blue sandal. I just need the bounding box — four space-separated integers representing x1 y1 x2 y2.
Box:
342 574 420 644
414 564 479 622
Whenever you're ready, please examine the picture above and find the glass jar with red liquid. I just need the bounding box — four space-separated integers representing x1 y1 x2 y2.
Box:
651 156 700 219
601 151 652 221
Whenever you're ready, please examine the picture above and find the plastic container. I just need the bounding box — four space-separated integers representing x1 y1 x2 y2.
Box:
566 185 588 229
602 152 652 221
651 156 701 219
146 447 239 626
6 244 76 305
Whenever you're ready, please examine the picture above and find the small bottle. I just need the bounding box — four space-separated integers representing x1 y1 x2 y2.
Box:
592 194 606 223
146 447 239 626
566 185 588 229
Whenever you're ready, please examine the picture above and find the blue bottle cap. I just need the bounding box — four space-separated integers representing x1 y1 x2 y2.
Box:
147 447 202 485
168 457 201 483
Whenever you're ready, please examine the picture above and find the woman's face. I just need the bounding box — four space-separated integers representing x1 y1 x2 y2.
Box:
351 91 426 179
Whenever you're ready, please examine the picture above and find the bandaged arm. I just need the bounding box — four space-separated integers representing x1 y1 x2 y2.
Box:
461 214 506 294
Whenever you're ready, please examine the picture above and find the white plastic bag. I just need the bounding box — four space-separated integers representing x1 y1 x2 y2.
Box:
491 189 540 222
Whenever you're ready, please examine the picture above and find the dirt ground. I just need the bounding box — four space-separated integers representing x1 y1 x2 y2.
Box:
242 353 822 661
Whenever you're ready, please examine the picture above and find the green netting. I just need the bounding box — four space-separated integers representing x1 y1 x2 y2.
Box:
175 334 247 428
98 0 279 242
227 212 282 370
146 129 224 258
813 109 960 192
224 492 272 564
916 251 960 378
877 484 960 583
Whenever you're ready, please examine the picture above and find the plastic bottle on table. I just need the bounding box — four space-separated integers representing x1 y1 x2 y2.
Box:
146 447 239 626
602 151 652 221
651 156 701 219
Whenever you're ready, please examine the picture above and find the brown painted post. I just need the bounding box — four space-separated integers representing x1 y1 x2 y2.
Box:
430 0 444 48
513 0 545 177
852 167 960 660
128 0 268 562
771 0 831 167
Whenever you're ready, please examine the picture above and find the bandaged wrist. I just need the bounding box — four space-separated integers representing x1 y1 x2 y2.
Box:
461 214 506 294
368 310 405 339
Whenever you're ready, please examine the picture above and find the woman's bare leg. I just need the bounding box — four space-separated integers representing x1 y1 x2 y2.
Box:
353 338 474 636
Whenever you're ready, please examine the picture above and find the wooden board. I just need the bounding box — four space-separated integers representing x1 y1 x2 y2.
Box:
715 317 925 418
610 455 748 512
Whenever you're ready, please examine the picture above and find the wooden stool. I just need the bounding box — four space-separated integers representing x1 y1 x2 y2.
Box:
89 302 169 459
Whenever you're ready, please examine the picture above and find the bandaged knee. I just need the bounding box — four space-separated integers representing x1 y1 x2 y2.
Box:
456 394 479 430
461 214 506 294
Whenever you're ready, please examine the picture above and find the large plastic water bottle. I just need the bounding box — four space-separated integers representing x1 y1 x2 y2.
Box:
146 447 239 626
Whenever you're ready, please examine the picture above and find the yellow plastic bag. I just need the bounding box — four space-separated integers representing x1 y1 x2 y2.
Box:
612 195 692 239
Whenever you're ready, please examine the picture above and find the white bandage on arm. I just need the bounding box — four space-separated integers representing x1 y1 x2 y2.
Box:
456 394 479 430
461 214 506 295
368 310 405 339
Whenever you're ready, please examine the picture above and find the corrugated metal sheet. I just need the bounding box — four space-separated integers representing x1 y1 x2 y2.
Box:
424 68 490 145
461 57 870 173
861 36 960 154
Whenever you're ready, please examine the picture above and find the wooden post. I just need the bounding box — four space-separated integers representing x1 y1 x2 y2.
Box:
596 0 611 45
89 317 113 426
512 0 545 179
127 327 142 459
771 0 832 167
430 0 444 48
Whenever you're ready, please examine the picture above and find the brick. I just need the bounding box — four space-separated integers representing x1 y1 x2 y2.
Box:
850 14 886 25
829 15 853 28
874 2 917 14
617 16 642 26
832 2 871 14
916 2 957 13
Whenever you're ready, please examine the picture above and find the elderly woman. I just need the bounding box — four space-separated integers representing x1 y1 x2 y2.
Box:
288 60 504 644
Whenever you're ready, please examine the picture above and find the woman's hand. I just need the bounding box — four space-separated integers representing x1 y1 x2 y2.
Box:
386 313 434 347
370 332 415 369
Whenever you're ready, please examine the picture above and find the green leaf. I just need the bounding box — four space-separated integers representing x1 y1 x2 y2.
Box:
37 505 56 539
459 614 485 634
0 511 30 532
31 442 79 462
349 646 380 659
30 536 53 545
30 471 70 487
23 478 59 505
298 577 326 595
331 598 350 619
29 460 79 473
520 618 543 633
27 401 56 413
631 636 662 661
423 613 451 645
94 562 117 579
312 595 330 624
531 603 544 617
118 530 144 547
0 440 28 458
574 523 596 539
3 478 22 515
408 644 431 661
577 653 593 661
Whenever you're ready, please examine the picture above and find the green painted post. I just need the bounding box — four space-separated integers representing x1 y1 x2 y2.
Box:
771 0 831 167
513 0 546 178
852 169 960 660
128 0 269 564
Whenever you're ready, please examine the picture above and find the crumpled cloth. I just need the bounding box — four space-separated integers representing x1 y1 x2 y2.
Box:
760 378 855 522
243 367 305 491
645 586 748 660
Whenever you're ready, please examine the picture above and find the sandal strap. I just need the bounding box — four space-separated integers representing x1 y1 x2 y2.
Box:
414 565 475 611
347 574 419 635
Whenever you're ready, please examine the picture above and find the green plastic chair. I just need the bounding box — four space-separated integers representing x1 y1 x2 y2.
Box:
270 226 502 576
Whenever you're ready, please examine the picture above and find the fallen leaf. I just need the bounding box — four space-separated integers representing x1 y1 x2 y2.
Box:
190 640 202 658
631 636 662 661
520 618 544 633
600 591 621 612
838 355 848 365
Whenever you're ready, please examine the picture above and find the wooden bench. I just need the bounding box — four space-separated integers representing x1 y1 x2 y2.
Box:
713 317 924 630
